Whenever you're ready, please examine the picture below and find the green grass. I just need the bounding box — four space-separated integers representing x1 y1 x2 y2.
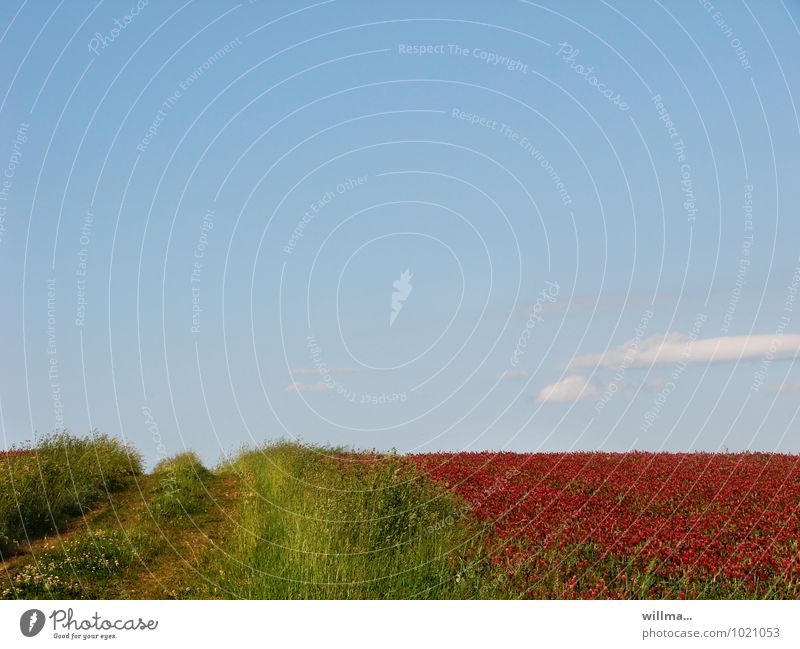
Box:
194 443 488 599
1 449 228 599
2 441 490 599
150 452 213 522
0 431 142 558
1 528 154 599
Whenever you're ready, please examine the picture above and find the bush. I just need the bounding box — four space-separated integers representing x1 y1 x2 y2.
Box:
0 431 142 557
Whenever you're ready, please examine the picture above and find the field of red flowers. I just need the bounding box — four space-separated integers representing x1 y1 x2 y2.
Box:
0 450 33 460
411 452 800 599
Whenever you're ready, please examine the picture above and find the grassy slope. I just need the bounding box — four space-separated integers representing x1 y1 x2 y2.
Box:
191 443 488 599
0 432 142 558
1 451 238 599
2 441 488 599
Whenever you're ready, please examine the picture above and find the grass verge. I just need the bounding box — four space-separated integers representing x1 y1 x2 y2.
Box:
192 443 489 599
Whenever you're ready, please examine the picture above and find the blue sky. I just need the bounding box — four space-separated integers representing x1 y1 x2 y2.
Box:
1 0 799 465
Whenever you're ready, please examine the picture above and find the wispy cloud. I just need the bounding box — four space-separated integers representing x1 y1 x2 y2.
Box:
644 377 668 392
284 381 336 393
290 367 360 376
570 333 800 370
535 375 602 403
772 379 800 394
497 370 529 381
519 291 657 317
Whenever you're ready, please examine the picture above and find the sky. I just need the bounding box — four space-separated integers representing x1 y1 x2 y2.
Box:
0 0 799 466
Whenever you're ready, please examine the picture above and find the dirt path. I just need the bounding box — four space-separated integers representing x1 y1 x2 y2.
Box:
121 473 240 598
0 477 154 572
1 472 241 599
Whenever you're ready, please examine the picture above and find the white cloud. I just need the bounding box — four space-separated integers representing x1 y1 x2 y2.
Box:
570 333 800 370
497 370 529 381
535 375 602 403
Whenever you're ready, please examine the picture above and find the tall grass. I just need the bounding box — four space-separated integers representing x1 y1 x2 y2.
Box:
2 451 215 599
0 431 142 557
150 452 213 522
198 443 487 599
